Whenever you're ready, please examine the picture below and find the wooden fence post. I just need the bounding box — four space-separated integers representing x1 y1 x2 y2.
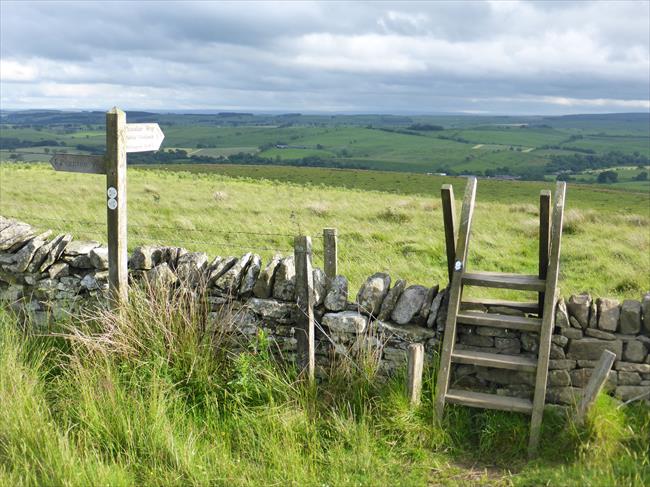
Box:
295 235 315 382
440 185 457 283
576 349 616 425
323 228 337 282
407 343 425 406
105 107 128 306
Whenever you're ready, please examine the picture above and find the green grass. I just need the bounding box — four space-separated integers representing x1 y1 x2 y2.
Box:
1 286 648 486
1 162 648 299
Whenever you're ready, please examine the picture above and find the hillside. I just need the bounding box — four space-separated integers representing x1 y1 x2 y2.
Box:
1 162 648 298
1 111 648 182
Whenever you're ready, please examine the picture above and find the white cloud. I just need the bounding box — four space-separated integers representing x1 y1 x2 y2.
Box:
0 59 38 81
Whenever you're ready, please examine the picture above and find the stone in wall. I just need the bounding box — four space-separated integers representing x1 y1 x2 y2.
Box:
584 328 616 340
253 255 281 299
567 293 591 329
129 245 158 270
570 368 617 390
26 234 68 273
0 220 34 251
322 311 367 334
177 251 209 287
623 341 648 363
89 247 109 270
615 385 650 401
418 285 439 322
426 288 446 328
239 254 261 297
391 285 428 325
246 297 296 324
324 275 347 311
567 338 623 360
145 263 177 288
376 279 404 321
356 272 391 316
216 253 253 296
6 231 51 273
555 298 570 328
273 256 295 301
312 268 326 306
620 300 642 334
208 256 237 285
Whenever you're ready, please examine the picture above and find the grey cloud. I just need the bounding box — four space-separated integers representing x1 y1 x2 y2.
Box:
1 0 648 114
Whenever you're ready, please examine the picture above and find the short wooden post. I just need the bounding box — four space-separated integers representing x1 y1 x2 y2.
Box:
576 349 616 425
407 343 424 406
294 235 315 382
441 185 457 283
323 228 337 281
538 190 551 314
106 107 128 306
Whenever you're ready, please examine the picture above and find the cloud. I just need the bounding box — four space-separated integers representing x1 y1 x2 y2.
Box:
0 0 648 114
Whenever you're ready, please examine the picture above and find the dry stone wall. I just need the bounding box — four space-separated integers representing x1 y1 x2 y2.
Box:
1 216 649 405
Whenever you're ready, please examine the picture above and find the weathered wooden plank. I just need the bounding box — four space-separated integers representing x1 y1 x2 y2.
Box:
576 349 616 425
451 349 537 372
294 235 315 382
434 177 477 420
462 271 546 292
407 343 424 406
446 389 533 414
441 184 457 282
50 154 106 174
456 311 542 332
538 190 551 313
528 181 566 457
106 107 128 306
323 228 337 282
460 297 539 314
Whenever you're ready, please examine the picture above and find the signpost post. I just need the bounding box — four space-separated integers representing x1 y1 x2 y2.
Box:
49 107 164 306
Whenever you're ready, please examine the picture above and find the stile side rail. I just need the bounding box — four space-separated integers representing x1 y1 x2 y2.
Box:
538 190 551 314
441 184 457 283
434 177 477 419
528 181 566 457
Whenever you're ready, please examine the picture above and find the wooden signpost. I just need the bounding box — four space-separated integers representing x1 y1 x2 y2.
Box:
49 107 164 305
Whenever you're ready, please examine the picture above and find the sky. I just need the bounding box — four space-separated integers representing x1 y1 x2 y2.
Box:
1 0 649 115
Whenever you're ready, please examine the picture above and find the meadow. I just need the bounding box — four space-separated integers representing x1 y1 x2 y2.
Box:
1 162 648 299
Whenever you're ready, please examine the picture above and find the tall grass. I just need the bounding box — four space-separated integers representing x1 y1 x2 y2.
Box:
1 286 648 486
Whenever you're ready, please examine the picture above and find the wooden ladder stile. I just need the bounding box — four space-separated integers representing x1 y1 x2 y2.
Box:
434 178 566 458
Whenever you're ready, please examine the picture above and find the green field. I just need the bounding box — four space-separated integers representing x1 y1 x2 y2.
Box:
2 162 648 299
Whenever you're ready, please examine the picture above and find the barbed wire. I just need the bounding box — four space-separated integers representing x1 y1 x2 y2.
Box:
0 150 86 157
0 212 329 241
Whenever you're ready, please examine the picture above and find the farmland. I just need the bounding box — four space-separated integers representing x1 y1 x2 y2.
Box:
1 111 648 182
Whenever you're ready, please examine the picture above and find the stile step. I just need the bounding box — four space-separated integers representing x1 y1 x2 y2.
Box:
445 389 533 414
457 311 542 332
460 297 540 314
462 271 546 292
451 349 538 372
